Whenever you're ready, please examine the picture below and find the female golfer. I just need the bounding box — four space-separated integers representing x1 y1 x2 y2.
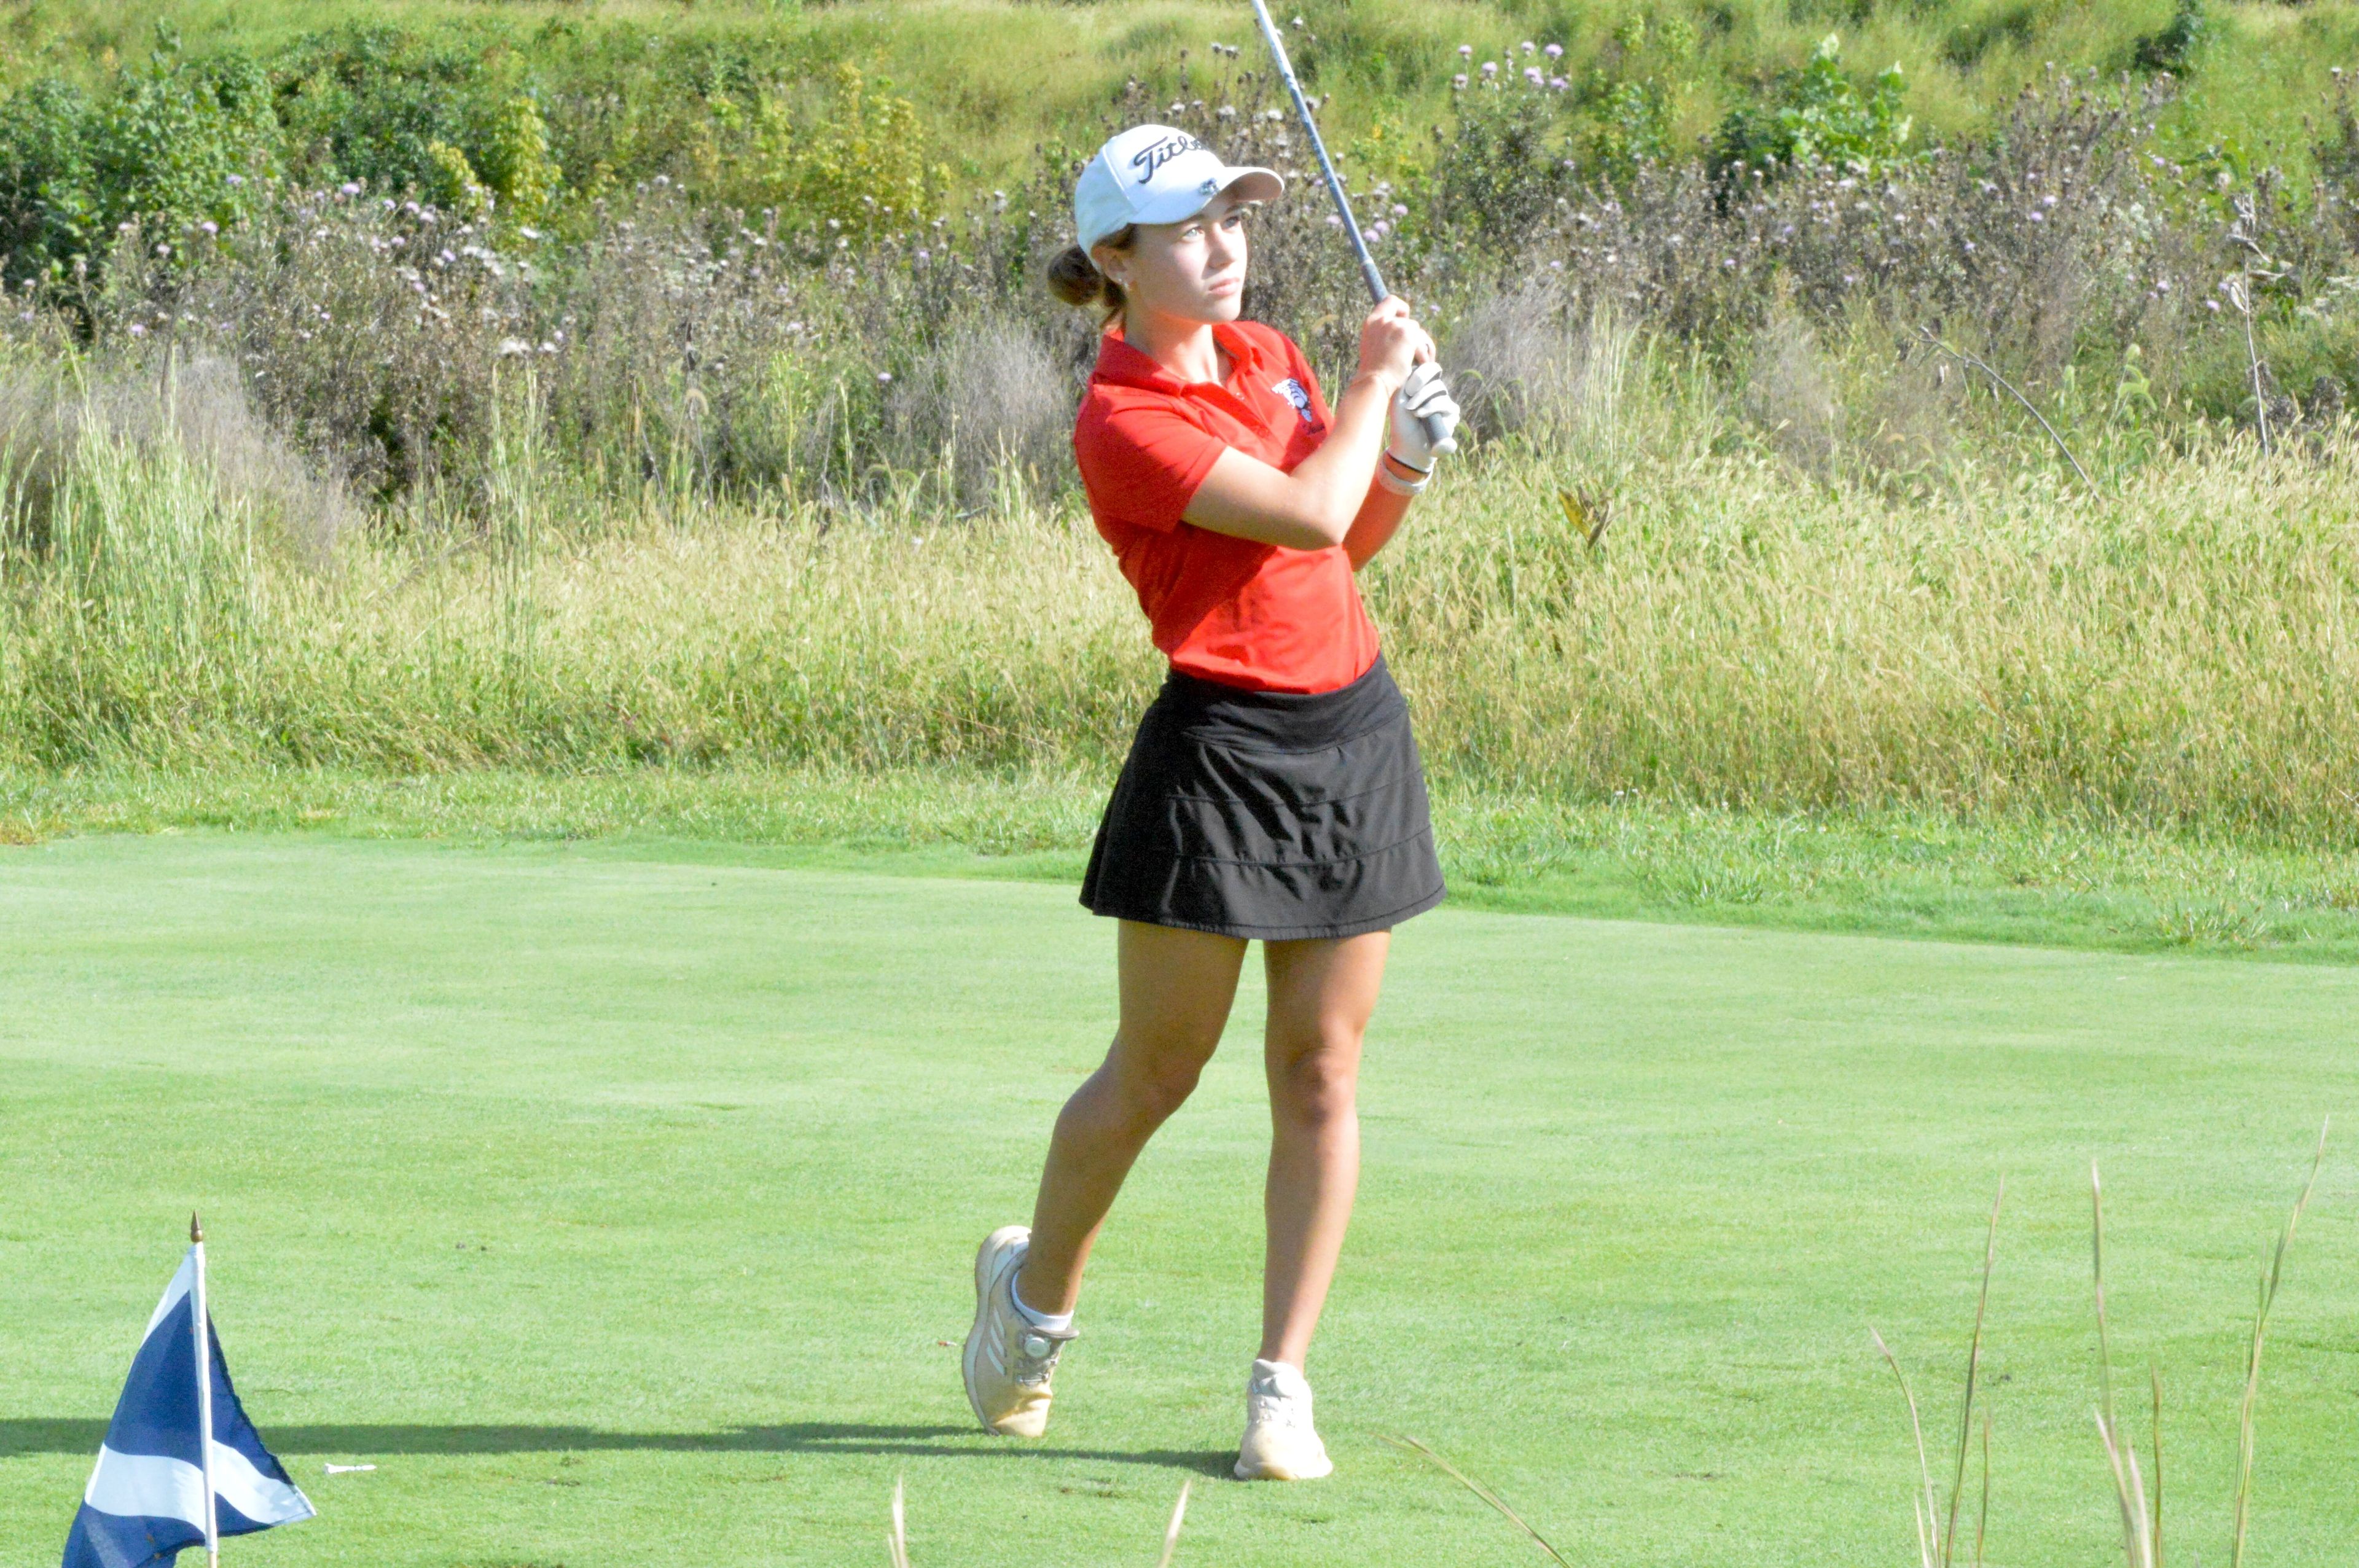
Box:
962 125 1460 1482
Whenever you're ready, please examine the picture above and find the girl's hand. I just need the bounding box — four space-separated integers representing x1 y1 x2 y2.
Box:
1355 297 1434 392
1388 362 1462 468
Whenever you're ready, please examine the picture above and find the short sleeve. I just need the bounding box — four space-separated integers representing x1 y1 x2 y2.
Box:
1074 396 1227 534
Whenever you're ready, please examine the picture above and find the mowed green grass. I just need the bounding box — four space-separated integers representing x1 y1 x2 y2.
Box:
3 835 2358 1567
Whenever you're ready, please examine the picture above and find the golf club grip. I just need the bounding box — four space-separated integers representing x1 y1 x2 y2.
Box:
1418 405 1453 458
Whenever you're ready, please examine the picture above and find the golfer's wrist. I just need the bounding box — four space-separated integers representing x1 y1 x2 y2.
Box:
1375 448 1430 496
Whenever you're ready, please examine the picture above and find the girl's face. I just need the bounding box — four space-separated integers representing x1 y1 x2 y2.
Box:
1095 191 1252 325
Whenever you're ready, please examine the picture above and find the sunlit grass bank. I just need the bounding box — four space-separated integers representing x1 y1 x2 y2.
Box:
20 0 2359 195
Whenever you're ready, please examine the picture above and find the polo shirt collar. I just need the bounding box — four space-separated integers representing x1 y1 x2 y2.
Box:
1092 321 1266 394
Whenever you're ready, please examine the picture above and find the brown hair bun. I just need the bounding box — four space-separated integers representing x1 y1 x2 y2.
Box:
1045 230 1134 319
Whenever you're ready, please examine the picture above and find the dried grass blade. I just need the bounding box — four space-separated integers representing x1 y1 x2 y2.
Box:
1155 1478 1191 1568
2230 1118 2329 1568
1974 1410 1990 1568
1945 1179 2004 1567
1872 1324 1940 1564
2093 1161 2116 1433
2150 1366 2165 1568
1917 327 2096 491
2096 1410 2153 1568
1385 1435 1572 1568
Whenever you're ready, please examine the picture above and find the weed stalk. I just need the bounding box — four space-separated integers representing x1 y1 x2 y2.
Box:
2229 1120 2329 1568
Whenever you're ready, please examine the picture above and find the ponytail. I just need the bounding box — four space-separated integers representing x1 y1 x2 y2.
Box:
1046 230 1135 321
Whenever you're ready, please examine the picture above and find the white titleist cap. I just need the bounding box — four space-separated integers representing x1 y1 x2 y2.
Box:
1073 124 1283 254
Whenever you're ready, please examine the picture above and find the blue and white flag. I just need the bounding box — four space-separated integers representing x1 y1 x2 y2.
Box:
63 1244 313 1568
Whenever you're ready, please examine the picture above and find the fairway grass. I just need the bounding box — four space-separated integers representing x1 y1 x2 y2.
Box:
4 836 2358 1567
12 766 2359 965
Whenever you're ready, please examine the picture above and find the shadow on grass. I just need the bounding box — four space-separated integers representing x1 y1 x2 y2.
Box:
0 1419 1230 1475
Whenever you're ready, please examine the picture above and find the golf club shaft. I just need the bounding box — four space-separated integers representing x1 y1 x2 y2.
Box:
1246 0 1451 456
1248 0 1385 305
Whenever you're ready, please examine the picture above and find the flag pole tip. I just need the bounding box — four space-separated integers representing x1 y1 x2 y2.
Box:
190 1212 203 1244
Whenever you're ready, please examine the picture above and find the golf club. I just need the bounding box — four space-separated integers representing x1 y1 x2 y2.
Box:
1246 0 1456 456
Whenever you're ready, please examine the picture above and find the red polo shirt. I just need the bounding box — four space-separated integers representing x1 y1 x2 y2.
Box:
1073 320 1380 694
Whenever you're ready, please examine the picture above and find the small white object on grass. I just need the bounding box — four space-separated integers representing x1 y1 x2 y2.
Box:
324 1464 377 1475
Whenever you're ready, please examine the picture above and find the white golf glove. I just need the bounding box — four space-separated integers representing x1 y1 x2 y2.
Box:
1388 361 1461 474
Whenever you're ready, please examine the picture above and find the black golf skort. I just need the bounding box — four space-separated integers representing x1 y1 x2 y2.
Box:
1080 653 1446 941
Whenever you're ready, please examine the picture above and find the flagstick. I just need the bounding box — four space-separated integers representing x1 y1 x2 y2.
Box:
191 1214 221 1568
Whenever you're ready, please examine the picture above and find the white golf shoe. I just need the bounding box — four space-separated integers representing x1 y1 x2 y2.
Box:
1234 1357 1334 1481
961 1225 1075 1438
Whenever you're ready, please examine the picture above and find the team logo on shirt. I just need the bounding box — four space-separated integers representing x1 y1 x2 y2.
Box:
1272 378 1317 426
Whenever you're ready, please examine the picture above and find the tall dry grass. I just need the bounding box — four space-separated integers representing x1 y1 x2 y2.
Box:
3 356 2357 844
1385 417 2359 838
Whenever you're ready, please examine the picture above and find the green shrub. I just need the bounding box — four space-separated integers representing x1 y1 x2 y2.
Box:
424 139 491 219
1713 35 1920 179
1585 80 1670 185
0 55 276 284
732 65 950 238
268 25 492 198
90 55 278 239
479 95 562 227
2133 0 2212 77
1425 82 1572 252
0 80 98 283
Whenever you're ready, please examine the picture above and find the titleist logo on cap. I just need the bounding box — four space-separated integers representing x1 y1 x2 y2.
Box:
1129 132 1206 184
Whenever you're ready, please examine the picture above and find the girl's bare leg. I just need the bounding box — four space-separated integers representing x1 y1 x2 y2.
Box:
1017 920 1246 1316
1258 930 1390 1369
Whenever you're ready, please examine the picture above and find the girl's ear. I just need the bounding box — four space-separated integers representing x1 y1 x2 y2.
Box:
1089 243 1127 289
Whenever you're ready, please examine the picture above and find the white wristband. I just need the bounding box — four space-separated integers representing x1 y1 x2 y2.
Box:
1375 451 1429 496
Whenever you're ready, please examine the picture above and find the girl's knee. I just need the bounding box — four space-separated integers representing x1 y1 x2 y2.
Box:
1098 1028 1219 1129
1122 1056 1208 1125
1270 1040 1360 1126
